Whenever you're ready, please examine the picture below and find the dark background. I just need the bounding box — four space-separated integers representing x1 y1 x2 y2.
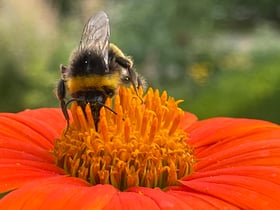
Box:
1 0 280 123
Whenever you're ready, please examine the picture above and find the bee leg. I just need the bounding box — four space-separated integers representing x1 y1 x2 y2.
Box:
61 99 70 133
56 79 70 131
94 119 99 132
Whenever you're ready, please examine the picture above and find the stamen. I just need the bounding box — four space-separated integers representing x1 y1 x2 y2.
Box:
54 86 196 191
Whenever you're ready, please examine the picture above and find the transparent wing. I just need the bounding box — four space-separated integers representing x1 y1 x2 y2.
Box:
79 11 110 66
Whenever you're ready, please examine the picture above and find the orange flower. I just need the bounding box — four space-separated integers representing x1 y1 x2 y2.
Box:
0 87 280 209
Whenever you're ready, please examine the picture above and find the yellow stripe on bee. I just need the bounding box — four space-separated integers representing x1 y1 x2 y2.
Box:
67 73 120 93
110 43 125 57
110 43 133 66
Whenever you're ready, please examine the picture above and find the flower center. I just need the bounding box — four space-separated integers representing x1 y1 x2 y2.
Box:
54 87 196 191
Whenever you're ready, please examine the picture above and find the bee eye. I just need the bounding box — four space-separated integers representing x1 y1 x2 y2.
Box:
120 75 131 85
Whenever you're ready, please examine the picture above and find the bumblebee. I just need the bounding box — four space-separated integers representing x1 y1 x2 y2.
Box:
56 11 146 130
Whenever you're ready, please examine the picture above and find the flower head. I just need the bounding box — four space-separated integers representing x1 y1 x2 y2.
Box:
54 86 195 190
0 87 280 209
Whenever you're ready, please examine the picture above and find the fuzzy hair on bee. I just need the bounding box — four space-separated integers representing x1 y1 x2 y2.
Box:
56 11 147 130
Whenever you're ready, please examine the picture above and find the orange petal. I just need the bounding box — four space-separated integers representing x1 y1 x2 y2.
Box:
185 117 280 171
0 109 67 193
18 108 67 134
183 166 280 185
194 140 280 171
103 191 160 210
166 190 238 209
180 112 198 130
0 177 162 210
128 187 194 209
0 137 65 192
0 137 53 162
179 169 280 209
0 108 66 149
187 118 279 148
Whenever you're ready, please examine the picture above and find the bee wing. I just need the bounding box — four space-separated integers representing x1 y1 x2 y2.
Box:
79 11 110 67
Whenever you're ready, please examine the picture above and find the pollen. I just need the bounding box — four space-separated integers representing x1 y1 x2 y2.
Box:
54 86 196 191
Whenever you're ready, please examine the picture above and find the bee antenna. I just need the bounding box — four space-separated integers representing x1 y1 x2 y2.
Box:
88 101 117 116
102 104 118 115
95 102 125 123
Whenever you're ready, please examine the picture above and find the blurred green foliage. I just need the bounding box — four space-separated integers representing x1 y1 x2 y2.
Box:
1 0 280 123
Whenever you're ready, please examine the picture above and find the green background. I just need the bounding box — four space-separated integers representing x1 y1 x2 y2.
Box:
1 0 280 123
